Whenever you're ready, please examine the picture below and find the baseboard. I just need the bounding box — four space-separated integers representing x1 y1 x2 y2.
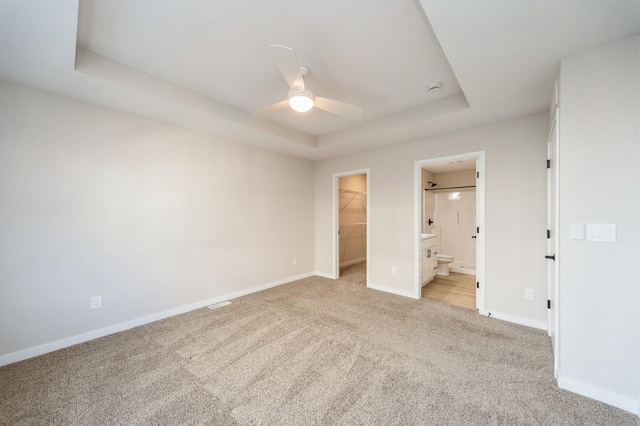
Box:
558 375 639 416
478 309 547 331
314 271 335 279
449 267 476 275
0 272 315 367
339 257 366 268
367 283 417 299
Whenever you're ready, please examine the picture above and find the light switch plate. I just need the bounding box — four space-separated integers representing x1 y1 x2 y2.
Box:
570 224 585 240
586 224 616 242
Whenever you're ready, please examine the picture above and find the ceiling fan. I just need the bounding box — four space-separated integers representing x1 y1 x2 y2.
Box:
253 45 363 119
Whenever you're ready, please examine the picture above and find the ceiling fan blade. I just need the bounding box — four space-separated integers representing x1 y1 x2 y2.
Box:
314 97 363 119
269 45 305 91
252 99 290 117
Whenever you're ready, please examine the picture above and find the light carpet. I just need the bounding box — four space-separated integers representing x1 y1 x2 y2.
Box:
1 273 638 425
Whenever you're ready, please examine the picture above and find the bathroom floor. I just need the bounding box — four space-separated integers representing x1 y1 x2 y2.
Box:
422 272 476 310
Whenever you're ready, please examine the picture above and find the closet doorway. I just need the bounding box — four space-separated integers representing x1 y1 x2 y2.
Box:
333 170 369 285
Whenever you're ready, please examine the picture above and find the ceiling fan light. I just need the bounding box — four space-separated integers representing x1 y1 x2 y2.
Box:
289 94 314 112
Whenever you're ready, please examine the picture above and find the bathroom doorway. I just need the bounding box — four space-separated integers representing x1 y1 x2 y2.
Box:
333 170 370 285
414 152 485 311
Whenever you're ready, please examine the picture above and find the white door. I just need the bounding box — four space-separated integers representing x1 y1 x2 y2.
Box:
547 110 559 357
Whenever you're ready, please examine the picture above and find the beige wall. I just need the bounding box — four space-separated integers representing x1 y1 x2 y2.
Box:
421 169 435 233
433 169 476 188
558 35 640 413
0 81 315 360
421 169 435 193
339 174 367 195
316 113 548 323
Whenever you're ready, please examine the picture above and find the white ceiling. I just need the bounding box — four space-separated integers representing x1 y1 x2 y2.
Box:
1 0 639 161
77 0 462 137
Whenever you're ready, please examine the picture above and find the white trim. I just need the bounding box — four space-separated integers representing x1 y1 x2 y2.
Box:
339 257 366 268
367 283 416 299
414 151 486 309
475 152 486 311
314 271 335 279
332 169 370 285
449 267 476 275
414 160 423 300
543 105 561 383
0 272 314 367
479 309 547 331
558 376 639 416
551 108 561 381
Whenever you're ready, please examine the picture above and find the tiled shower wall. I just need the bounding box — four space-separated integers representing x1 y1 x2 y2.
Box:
434 189 476 272
423 169 476 273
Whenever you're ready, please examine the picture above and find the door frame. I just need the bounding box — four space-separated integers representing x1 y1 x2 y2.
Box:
414 151 485 310
333 169 370 285
548 108 560 378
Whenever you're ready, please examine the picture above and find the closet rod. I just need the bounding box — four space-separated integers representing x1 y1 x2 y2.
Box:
425 185 476 191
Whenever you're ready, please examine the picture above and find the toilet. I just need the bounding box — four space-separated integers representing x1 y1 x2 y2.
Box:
431 226 455 275
436 254 454 276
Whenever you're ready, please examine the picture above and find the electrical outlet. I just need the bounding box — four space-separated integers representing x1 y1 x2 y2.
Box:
391 266 398 275
293 257 298 266
90 296 102 309
524 289 534 300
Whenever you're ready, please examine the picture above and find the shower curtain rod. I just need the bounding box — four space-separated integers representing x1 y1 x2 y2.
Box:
424 185 476 191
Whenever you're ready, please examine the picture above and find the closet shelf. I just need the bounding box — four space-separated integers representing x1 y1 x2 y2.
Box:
339 188 367 212
339 189 366 195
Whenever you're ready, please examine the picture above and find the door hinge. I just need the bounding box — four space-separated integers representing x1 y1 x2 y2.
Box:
547 159 551 169
547 229 551 239
476 171 479 178
476 282 479 289
547 300 551 309
476 226 480 233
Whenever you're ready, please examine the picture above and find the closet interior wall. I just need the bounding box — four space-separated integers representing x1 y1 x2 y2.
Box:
338 175 367 267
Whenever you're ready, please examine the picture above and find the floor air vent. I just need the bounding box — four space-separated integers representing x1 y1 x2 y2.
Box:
207 301 231 310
